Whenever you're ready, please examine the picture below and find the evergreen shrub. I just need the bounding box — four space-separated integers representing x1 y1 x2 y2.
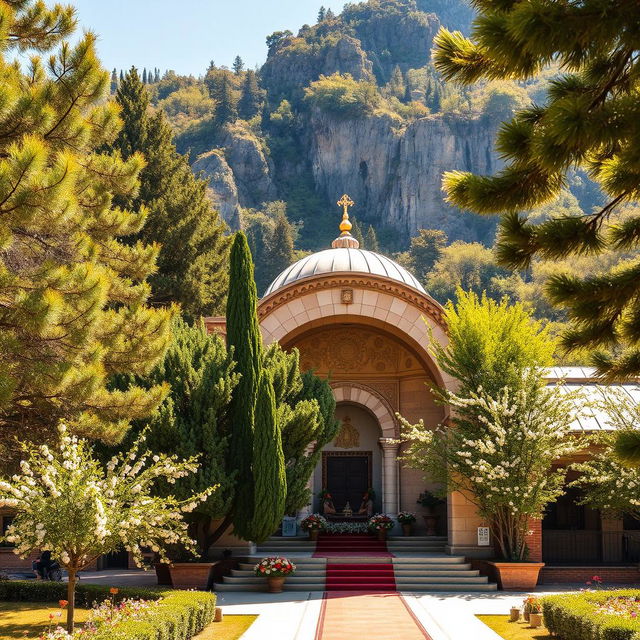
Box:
543 590 640 640
0 582 216 640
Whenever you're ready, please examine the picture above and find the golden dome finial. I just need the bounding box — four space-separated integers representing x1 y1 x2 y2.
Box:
337 194 354 235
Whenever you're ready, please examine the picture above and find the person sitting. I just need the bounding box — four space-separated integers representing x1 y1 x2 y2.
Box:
357 491 373 516
36 550 52 580
323 498 336 515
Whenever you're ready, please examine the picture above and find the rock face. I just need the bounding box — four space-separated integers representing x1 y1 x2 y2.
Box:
306 110 501 241
192 150 241 230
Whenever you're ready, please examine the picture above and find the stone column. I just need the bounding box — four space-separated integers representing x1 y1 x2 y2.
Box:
379 438 399 516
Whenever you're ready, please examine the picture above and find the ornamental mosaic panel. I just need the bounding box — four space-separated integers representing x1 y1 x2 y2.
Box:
297 328 405 374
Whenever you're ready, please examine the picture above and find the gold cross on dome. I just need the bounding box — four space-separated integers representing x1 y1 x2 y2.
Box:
337 194 354 216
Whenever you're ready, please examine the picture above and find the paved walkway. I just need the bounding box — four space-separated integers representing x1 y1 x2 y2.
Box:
76 570 585 640
315 592 431 640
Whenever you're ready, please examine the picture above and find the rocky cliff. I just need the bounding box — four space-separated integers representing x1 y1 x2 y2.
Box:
306 110 501 242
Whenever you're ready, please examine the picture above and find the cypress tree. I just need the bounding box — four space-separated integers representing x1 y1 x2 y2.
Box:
250 371 286 542
154 68 160 82
119 69 124 82
210 71 238 125
226 232 262 541
238 70 263 120
435 2 640 379
108 69 230 316
110 68 118 93
142 67 148 84
365 225 380 252
0 4 172 458
317 6 326 22
351 216 365 247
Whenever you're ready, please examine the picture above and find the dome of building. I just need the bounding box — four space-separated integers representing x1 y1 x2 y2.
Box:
264 195 426 296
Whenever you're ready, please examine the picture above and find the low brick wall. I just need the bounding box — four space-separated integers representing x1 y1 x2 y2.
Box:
540 566 640 585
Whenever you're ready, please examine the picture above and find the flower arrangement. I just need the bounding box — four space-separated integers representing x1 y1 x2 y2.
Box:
368 514 394 531
397 511 417 524
300 514 327 531
523 596 542 614
253 556 296 578
326 522 368 534
318 489 332 501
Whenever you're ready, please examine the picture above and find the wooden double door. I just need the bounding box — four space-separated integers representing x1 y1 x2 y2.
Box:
324 452 371 512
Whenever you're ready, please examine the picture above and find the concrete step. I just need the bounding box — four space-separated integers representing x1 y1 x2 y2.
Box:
232 568 326 577
396 582 497 592
391 556 467 565
222 575 326 585
394 569 479 577
394 576 488 584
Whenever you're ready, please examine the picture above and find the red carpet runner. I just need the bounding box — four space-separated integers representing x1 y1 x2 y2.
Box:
325 563 396 591
313 533 394 558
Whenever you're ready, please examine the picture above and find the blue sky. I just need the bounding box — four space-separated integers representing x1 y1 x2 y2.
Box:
72 0 347 77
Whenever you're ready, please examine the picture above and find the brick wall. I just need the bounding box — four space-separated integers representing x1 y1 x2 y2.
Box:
541 566 640 584
526 519 542 562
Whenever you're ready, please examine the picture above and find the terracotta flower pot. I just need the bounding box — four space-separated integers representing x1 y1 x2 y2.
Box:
523 611 530 622
529 613 542 628
267 576 286 593
309 529 319 542
168 562 214 589
402 523 413 537
377 528 387 542
489 562 545 591
423 514 437 536
509 607 520 622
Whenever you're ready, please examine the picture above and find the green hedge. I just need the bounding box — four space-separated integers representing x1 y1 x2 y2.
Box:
543 590 640 640
0 581 216 640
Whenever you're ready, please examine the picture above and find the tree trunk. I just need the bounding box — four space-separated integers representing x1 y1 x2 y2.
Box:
66 568 77 634
206 513 232 551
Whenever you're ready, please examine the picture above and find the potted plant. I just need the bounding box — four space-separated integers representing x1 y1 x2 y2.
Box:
300 514 327 541
397 511 417 536
166 545 215 590
368 514 394 541
526 597 543 628
254 556 296 593
417 491 445 535
509 606 520 622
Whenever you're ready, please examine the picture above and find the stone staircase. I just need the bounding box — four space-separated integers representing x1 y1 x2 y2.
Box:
213 535 497 592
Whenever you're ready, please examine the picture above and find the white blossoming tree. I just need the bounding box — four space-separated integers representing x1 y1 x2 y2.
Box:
0 426 215 632
400 375 581 560
400 292 583 561
571 391 640 518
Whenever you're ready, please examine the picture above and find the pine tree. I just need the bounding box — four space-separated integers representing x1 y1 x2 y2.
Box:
365 225 380 252
119 69 124 82
388 65 405 100
0 3 172 458
238 70 263 120
250 371 286 542
108 69 230 316
210 71 238 125
226 232 262 541
317 6 326 22
154 68 160 82
232 55 245 75
142 68 148 84
408 228 448 282
110 68 118 93
265 212 296 287
434 3 640 379
325 8 335 19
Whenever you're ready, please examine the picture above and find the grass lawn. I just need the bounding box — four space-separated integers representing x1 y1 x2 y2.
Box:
194 614 257 640
0 601 90 639
477 615 553 640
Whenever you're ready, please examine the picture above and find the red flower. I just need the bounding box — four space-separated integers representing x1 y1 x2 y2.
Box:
110 587 119 595
59 600 68 608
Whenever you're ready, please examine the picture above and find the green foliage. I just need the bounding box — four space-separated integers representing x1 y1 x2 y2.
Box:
251 372 286 542
109 69 230 317
0 2 173 457
117 318 239 555
406 228 447 282
434 2 640 378
157 85 215 133
226 232 262 540
425 241 509 304
543 590 640 640
365 225 380 252
206 69 239 125
435 290 555 397
238 70 264 120
0 582 216 640
304 73 381 117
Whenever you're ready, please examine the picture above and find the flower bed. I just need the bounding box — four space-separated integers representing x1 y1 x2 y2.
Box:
543 589 640 640
324 522 368 534
300 514 327 531
253 557 296 578
0 581 216 640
